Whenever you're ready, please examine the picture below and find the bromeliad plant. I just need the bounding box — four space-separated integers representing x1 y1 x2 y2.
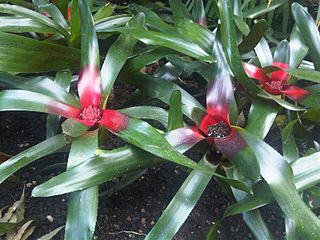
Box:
1 0 320 240
243 41 310 102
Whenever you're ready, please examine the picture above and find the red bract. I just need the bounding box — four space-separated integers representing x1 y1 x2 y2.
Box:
243 62 309 101
172 41 248 159
54 64 129 132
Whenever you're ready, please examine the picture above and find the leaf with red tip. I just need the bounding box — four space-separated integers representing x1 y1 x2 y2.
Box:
281 85 309 102
77 0 102 109
205 38 234 131
169 0 191 19
0 90 81 119
67 4 71 21
243 62 269 84
100 109 129 132
271 62 289 82
77 65 101 108
192 0 207 27
218 0 263 93
165 127 204 153
78 0 99 68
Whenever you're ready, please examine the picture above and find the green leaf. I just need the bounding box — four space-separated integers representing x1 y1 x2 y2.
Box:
218 0 263 93
229 144 260 184
243 210 274 240
32 128 197 196
292 3 320 70
100 14 144 97
145 159 214 240
270 96 305 111
274 40 289 63
233 15 272 67
32 128 251 196
0 4 69 39
93 3 114 23
32 146 164 197
224 181 273 217
70 0 81 47
173 17 214 52
0 32 80 73
192 0 207 27
129 4 174 33
78 0 99 67
289 25 308 69
0 72 79 107
64 131 99 240
238 20 268 54
126 72 205 123
169 0 191 19
33 0 68 29
0 89 80 115
237 97 277 238
240 129 320 240
292 152 320 191
0 16 56 33
168 90 183 130
123 27 215 63
246 99 278 139
126 47 175 72
47 70 73 138
167 55 213 82
95 15 132 32
243 0 287 19
119 106 169 129
111 117 207 173
0 134 69 184
224 176 275 240
287 68 320 83
255 36 273 67
54 0 68 17
281 120 299 163
285 217 299 240
62 118 89 137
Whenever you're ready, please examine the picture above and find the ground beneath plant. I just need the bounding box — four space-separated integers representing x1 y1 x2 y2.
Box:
0 108 285 240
